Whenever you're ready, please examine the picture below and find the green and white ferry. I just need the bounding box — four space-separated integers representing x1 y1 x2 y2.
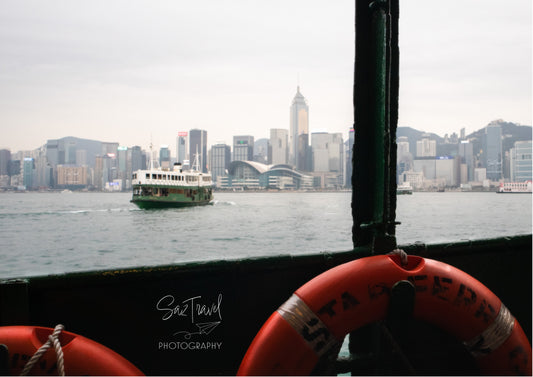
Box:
131 156 213 209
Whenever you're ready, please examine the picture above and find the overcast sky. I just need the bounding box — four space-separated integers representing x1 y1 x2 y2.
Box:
1 0 531 153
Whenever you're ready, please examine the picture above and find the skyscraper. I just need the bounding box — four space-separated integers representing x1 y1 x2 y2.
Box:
189 129 208 172
0 149 10 176
510 140 532 181
210 143 231 185
345 128 354 188
311 132 343 173
159 145 171 169
289 86 310 171
176 132 188 166
483 123 502 181
131 146 144 172
269 129 288 165
397 136 412 178
458 140 474 181
233 135 254 162
22 157 35 189
416 135 436 158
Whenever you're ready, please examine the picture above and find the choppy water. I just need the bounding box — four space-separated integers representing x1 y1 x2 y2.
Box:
0 191 530 278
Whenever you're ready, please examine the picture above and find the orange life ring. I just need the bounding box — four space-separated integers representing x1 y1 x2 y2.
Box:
0 325 144 375
238 254 532 375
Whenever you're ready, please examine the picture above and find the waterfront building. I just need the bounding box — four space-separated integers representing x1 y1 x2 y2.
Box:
94 154 116 190
310 132 344 188
510 140 532 181
289 86 310 171
22 158 34 189
483 123 502 181
311 132 344 170
458 140 474 182
56 165 88 188
233 135 254 162
400 170 424 189
0 175 9 187
460 164 468 184
311 132 331 172
474 168 487 183
210 143 231 185
0 149 10 176
117 146 133 190
34 152 53 189
189 129 208 172
269 129 289 165
412 156 460 188
345 128 354 188
416 135 437 157
413 159 436 180
224 160 313 190
435 156 460 187
0 149 10 187
176 132 188 166
397 136 412 179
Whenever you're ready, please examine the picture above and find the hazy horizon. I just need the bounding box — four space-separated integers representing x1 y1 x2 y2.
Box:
1 0 531 154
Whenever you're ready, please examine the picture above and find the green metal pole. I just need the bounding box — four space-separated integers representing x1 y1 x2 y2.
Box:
352 0 398 252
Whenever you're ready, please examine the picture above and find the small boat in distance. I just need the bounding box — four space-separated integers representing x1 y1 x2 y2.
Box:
396 182 413 195
497 180 532 194
131 147 213 209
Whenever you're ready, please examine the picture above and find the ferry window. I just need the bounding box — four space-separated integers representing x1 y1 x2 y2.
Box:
146 173 150 179
395 1 532 244
152 174 156 179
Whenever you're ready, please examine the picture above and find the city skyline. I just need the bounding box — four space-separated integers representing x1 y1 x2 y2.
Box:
1 1 531 154
2 119 529 192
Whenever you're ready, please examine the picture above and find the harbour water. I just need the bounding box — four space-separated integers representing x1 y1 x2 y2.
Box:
0 191 530 279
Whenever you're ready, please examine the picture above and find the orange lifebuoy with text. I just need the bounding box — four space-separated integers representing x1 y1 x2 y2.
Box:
0 325 144 375
238 254 532 375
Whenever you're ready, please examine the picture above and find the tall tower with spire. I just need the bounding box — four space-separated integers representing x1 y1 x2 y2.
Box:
289 86 310 171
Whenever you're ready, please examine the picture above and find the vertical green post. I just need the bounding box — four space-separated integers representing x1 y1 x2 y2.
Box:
352 0 399 252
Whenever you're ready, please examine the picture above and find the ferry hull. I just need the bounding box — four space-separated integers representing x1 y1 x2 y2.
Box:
130 197 212 209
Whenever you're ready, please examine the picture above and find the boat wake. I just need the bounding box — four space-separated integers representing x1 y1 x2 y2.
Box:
211 200 236 206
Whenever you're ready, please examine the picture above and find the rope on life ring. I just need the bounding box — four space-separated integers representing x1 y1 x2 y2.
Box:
237 254 532 375
0 325 144 376
20 324 66 376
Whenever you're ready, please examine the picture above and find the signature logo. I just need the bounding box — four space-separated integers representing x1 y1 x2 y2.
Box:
156 294 222 339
